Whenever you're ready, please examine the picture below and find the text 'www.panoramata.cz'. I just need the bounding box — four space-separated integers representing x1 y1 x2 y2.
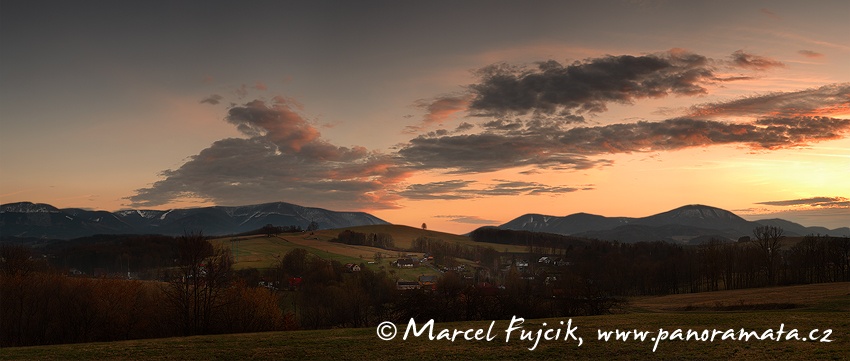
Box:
375 317 833 352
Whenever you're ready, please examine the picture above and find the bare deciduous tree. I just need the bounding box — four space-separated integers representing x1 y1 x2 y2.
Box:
162 231 232 335
752 225 784 285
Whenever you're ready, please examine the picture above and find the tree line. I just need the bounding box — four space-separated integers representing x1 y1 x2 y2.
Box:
0 233 291 347
509 227 850 296
330 230 396 249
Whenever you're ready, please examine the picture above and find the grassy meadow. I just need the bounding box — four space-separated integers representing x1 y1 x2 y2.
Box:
2 282 848 360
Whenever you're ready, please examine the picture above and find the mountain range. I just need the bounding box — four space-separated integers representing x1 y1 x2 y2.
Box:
3 202 847 243
497 204 849 243
0 202 388 239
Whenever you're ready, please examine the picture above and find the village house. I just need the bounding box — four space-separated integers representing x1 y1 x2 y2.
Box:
418 275 437 290
395 258 415 268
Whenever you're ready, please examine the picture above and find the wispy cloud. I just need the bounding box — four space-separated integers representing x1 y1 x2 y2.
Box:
406 94 473 132
200 94 223 105
435 215 500 225
729 50 784 71
396 179 590 200
396 180 477 200
756 196 850 208
798 50 824 59
688 83 850 118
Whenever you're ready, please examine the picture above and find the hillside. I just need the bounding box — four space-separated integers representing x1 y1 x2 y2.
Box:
212 224 527 278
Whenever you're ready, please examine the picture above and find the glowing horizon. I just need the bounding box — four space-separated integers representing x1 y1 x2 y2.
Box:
2 1 848 234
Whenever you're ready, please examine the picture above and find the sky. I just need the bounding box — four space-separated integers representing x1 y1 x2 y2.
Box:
1 0 849 233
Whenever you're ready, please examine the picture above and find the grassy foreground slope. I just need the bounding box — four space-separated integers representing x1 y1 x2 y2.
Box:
3 283 848 361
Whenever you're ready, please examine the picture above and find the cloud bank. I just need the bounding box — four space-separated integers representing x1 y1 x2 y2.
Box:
131 50 850 210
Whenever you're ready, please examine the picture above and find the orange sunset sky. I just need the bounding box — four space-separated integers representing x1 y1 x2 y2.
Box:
1 0 848 233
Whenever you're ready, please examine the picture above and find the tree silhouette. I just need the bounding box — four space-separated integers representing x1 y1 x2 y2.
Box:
752 225 784 285
162 231 232 335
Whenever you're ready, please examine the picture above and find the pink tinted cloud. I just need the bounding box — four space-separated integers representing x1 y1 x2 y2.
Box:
130 96 412 210
730 50 784 71
408 94 473 132
688 83 850 118
226 98 321 152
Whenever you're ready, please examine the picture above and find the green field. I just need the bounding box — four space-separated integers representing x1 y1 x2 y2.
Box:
3 282 847 360
215 235 376 268
306 224 527 253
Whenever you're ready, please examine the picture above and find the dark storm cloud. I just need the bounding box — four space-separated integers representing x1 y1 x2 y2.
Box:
689 83 850 118
468 49 716 117
756 197 850 208
200 94 223 105
129 98 412 210
729 50 785 70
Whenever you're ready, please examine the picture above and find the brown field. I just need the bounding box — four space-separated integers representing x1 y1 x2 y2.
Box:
280 233 402 260
631 282 850 312
3 282 848 360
